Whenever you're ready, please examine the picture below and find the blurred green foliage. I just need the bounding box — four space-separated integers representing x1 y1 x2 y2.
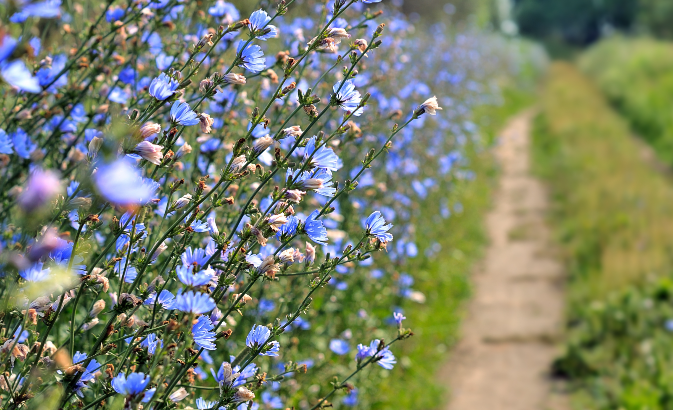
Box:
533 63 673 409
579 37 673 166
512 0 673 47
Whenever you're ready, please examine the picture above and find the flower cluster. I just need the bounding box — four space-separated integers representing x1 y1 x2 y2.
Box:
0 0 542 408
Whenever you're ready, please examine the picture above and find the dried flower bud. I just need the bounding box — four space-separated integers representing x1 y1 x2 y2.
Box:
253 136 273 154
89 300 106 317
199 113 214 134
223 73 246 85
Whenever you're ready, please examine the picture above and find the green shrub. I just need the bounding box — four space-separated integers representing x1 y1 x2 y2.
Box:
579 37 673 165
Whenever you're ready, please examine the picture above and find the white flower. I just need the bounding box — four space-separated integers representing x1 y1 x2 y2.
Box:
418 96 442 116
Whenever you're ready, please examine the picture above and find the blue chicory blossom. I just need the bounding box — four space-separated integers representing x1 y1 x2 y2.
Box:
304 136 341 171
170 101 200 126
173 291 216 314
1 60 41 93
246 324 279 356
94 160 159 206
176 265 215 287
304 210 328 244
365 211 393 242
111 372 150 396
329 339 350 355
149 73 179 101
249 9 279 40
192 315 217 350
236 40 266 73
333 79 364 116
20 262 51 282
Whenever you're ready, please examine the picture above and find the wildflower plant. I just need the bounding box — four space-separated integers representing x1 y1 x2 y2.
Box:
0 0 541 408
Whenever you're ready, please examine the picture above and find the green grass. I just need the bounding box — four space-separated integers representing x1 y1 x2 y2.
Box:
373 87 536 410
532 62 673 409
579 37 673 166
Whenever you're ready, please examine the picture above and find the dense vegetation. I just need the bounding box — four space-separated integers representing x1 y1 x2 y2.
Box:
579 37 673 166
0 0 545 408
533 62 673 409
513 0 673 45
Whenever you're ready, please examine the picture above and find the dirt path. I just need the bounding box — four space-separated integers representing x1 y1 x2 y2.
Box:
440 111 569 410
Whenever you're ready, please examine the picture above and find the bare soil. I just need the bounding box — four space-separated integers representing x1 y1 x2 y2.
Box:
439 112 570 410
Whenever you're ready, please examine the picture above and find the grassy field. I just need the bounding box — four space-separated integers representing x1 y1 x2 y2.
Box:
579 37 673 166
532 62 673 409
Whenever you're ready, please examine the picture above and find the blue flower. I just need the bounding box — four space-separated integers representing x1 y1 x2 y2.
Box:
393 311 406 326
140 333 163 354
343 389 358 406
12 128 37 159
94 160 159 206
197 397 218 410
208 0 239 19
149 73 179 101
156 53 175 70
181 247 209 268
304 136 341 171
170 101 200 126
329 339 350 355
0 130 12 155
176 266 215 287
144 289 175 309
376 348 396 369
173 291 216 314
10 0 62 23
365 211 393 242
362 0 382 2
20 262 50 282
72 351 101 396
111 372 150 396
245 325 279 356
1 60 41 93
13 326 29 343
115 258 137 283
249 10 279 40
304 210 328 244
288 168 336 197
261 392 283 409
105 6 124 22
333 79 363 116
236 40 266 73
246 324 270 348
276 215 298 240
0 35 17 64
192 315 217 350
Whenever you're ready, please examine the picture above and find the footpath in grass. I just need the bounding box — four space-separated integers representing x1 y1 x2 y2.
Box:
533 62 673 409
374 88 536 410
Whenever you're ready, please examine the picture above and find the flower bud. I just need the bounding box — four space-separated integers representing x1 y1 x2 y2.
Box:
134 141 164 165
233 387 255 403
223 73 246 85
415 96 442 117
89 300 106 317
88 136 103 156
207 217 219 237
253 136 273 154
267 214 288 231
139 122 161 140
176 142 192 158
278 248 295 263
199 113 214 134
174 194 192 209
230 155 247 173
305 242 316 266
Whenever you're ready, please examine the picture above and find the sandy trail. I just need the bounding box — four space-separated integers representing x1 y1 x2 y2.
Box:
440 111 568 410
